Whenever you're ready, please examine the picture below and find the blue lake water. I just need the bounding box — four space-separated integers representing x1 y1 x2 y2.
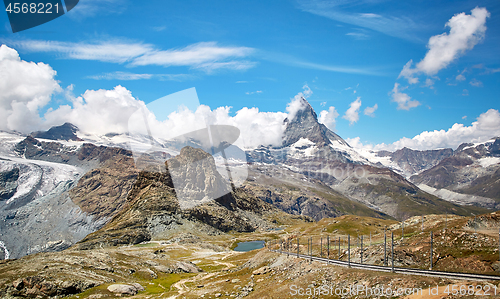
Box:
234 240 265 252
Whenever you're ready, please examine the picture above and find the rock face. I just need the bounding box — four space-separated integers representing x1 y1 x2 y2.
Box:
30 122 83 141
377 147 454 177
411 137 500 208
0 168 19 200
76 147 296 250
167 146 231 209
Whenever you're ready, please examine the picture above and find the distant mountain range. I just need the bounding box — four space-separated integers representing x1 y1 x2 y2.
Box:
0 97 498 259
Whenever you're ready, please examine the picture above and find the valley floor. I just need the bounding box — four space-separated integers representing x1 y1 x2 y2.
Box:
2 213 500 298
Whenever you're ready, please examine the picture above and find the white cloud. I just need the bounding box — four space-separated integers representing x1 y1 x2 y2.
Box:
67 0 127 20
245 90 263 95
44 85 147 135
0 45 61 133
399 7 489 84
363 104 378 117
424 78 435 89
456 74 466 81
87 71 190 81
130 42 255 71
286 84 312 120
346 31 369 40
462 89 469 96
348 109 500 151
318 106 339 131
342 97 361 125
469 78 483 87
5 39 255 73
44 86 288 149
390 83 420 110
8 39 153 63
297 0 419 40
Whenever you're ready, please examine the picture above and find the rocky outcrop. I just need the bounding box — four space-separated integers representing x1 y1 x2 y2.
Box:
377 147 454 177
0 168 19 200
166 146 231 209
30 122 83 141
69 154 139 221
75 147 293 250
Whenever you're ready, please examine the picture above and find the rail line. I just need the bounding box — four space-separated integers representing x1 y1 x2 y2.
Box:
270 250 500 281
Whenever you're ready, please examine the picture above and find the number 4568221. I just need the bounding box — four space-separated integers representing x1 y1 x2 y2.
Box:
5 2 59 14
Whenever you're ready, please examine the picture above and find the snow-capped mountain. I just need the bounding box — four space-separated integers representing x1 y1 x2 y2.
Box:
246 97 485 220
411 137 500 209
0 97 496 260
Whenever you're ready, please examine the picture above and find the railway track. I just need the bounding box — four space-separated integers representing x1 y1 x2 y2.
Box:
270 249 500 281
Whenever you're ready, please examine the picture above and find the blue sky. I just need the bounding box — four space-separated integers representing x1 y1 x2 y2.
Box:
0 0 499 150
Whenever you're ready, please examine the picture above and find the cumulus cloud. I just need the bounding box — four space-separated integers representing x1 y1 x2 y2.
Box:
0 45 61 133
348 109 500 151
390 83 420 110
398 7 489 84
286 84 312 120
364 104 378 117
318 106 339 131
0 46 309 149
342 97 361 125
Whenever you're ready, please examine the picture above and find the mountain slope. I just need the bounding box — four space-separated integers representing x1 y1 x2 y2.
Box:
76 147 307 250
411 137 500 208
247 98 490 220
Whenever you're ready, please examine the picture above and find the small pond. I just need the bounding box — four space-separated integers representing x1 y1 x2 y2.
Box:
233 240 265 252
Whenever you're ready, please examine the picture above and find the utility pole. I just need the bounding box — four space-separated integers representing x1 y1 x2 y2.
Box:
391 232 394 273
327 235 330 260
297 237 299 257
348 234 351 268
430 231 433 270
360 235 363 264
310 237 312 264
338 236 341 259
320 237 323 258
384 226 387 266
402 219 404 239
